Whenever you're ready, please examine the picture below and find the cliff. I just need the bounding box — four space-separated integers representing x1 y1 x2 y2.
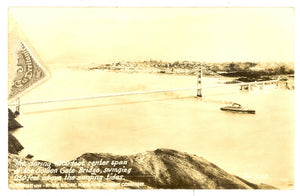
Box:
8 109 23 131
8 108 24 154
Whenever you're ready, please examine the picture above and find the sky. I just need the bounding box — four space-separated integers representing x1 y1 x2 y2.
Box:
9 7 294 67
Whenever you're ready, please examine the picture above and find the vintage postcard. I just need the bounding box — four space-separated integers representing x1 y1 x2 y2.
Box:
7 7 294 190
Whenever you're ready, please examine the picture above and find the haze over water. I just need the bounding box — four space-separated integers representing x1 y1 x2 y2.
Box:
11 70 294 189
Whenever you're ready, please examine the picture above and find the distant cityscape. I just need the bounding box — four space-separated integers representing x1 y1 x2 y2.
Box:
64 60 294 82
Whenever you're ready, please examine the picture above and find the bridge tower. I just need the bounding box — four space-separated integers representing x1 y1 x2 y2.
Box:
196 66 203 97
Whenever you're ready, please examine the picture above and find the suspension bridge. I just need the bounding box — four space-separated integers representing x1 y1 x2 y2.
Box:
8 67 279 114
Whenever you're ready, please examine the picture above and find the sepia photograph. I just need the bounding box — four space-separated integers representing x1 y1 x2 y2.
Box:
6 6 295 191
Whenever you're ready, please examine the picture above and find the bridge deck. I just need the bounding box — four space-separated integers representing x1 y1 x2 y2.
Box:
7 80 278 107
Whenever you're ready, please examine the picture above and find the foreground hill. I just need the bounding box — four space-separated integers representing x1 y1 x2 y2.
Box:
8 148 276 189
75 149 276 189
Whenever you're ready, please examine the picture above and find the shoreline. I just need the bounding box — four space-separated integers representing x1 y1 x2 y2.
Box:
65 67 295 90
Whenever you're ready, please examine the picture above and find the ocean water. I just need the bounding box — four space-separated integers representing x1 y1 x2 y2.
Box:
11 70 294 189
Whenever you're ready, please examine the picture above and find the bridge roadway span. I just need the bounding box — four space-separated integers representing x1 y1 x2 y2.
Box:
8 80 278 107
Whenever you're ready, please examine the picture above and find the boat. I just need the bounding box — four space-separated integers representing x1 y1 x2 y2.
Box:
220 103 255 114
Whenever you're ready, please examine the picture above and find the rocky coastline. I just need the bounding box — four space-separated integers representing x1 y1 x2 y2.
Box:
8 109 24 154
